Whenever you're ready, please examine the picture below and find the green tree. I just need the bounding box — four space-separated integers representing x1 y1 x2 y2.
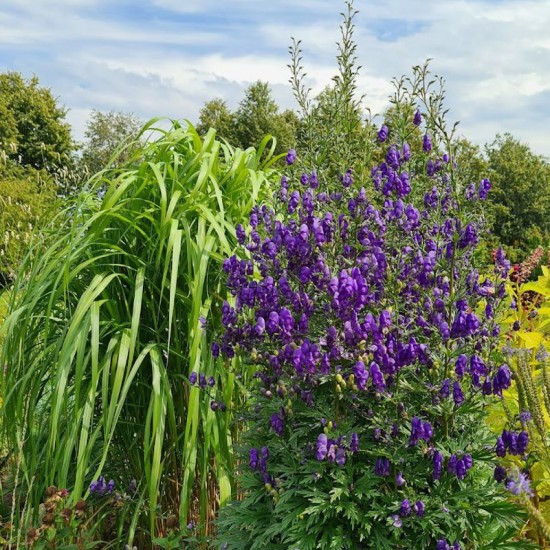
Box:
0 164 57 287
196 98 235 143
0 72 74 173
197 82 299 154
80 109 144 177
485 134 550 260
233 81 298 154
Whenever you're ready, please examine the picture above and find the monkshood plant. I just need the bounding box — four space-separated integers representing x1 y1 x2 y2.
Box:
213 108 531 547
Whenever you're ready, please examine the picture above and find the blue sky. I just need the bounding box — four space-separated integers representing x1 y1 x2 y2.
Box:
1 0 548 157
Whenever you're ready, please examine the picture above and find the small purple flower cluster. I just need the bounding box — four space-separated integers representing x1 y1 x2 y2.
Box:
89 476 115 496
189 372 215 388
448 453 473 480
437 539 461 550
505 468 533 497
495 430 529 457
315 433 355 466
409 416 432 446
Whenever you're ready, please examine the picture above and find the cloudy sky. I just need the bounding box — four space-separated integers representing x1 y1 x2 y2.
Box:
0 0 548 157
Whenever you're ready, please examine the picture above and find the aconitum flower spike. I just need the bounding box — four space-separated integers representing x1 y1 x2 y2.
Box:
423 134 432 152
341 169 353 188
517 431 529 454
316 433 328 461
494 465 507 482
495 436 506 457
350 432 359 452
453 381 464 406
433 450 443 480
413 109 422 126
189 372 197 385
377 124 389 142
249 448 259 470
309 171 319 189
285 149 296 165
414 500 425 517
400 499 411 516
335 447 346 466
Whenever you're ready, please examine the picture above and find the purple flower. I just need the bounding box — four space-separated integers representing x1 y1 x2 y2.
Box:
456 459 466 480
453 381 464 406
350 432 359 453
495 436 506 457
341 169 353 188
378 124 389 142
211 341 220 358
375 457 390 477
402 142 411 161
433 450 443 480
396 471 405 487
413 109 422 126
249 448 259 470
494 465 507 483
478 178 491 200
455 354 467 378
505 468 533 496
270 410 284 436
89 476 115 496
189 372 197 385
400 499 411 516
335 447 347 466
390 514 402 528
353 361 369 390
423 134 432 152
414 500 425 517
316 433 328 461
519 410 532 424
439 379 450 399
285 149 297 165
517 431 529 454
309 171 319 189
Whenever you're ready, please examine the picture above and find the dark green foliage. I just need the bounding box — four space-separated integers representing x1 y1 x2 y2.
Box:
0 72 74 173
0 162 57 286
196 82 300 155
216 378 528 549
80 109 144 177
485 134 550 262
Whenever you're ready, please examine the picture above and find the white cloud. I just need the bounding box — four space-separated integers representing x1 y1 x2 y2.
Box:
0 0 548 157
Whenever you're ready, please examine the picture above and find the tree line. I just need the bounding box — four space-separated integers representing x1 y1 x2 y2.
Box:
0 71 548 286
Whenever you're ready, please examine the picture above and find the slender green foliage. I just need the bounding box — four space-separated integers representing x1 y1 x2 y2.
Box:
0 119 277 545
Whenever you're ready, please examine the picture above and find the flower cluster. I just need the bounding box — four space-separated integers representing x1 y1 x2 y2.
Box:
89 476 115 496
495 430 529 457
215 109 517 548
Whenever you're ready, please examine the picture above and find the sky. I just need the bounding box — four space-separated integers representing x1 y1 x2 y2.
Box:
0 0 549 157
